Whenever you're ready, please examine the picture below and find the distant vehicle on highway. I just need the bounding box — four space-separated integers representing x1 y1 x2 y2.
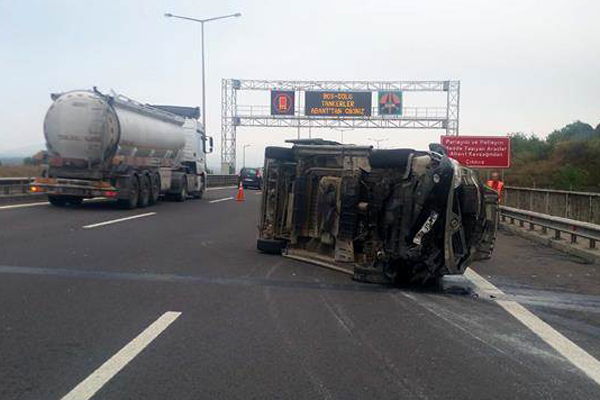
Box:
238 167 262 190
256 139 499 285
30 88 213 208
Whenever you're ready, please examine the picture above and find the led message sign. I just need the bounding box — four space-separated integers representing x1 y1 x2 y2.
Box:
305 91 372 117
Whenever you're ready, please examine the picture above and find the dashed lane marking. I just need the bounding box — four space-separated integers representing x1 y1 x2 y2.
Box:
60 311 181 400
206 186 236 191
0 197 110 211
82 212 156 229
0 201 49 210
209 197 234 204
465 268 600 387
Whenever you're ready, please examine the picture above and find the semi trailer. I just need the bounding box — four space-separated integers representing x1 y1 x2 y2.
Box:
31 88 213 208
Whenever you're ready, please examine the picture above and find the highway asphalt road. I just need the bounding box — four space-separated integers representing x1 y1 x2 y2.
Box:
1 187 599 399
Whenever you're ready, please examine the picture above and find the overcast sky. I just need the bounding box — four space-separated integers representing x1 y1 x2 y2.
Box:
1 0 599 169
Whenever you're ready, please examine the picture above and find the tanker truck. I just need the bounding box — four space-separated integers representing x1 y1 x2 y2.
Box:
30 88 213 208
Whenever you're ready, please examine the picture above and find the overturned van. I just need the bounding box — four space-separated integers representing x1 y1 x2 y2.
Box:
257 139 498 285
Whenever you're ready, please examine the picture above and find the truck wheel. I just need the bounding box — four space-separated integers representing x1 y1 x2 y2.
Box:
257 238 286 254
176 180 187 202
193 176 205 199
149 173 160 205
48 195 67 207
265 146 294 161
118 175 139 209
66 196 83 206
138 174 150 208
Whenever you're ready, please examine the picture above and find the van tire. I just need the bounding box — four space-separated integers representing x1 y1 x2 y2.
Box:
265 146 294 162
369 149 414 169
257 238 286 254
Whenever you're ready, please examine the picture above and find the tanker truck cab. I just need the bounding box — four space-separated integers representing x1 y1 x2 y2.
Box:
32 88 214 208
177 118 213 200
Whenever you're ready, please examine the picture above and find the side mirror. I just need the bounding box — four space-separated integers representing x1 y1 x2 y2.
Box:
202 136 214 154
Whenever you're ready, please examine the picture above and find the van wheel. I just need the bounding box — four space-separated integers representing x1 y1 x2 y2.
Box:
265 146 294 161
118 175 139 209
138 174 150 208
257 238 286 254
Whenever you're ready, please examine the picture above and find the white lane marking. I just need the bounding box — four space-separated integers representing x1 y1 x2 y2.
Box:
206 186 236 191
0 201 48 210
465 268 600 386
82 212 156 229
0 197 111 211
209 197 233 204
60 311 181 400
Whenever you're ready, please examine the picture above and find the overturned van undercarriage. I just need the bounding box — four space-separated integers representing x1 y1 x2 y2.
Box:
257 140 498 284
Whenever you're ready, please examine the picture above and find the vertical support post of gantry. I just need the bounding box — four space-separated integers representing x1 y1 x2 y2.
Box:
221 79 238 173
445 80 460 136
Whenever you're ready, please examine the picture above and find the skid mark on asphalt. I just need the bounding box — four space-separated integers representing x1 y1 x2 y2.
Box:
263 264 334 400
0 265 385 293
82 212 156 229
395 291 592 398
465 268 600 387
60 311 181 400
319 289 430 399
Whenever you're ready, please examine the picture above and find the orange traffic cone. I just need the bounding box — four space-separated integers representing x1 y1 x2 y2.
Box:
236 182 245 202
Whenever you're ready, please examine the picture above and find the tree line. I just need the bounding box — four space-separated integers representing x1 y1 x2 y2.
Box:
504 121 600 192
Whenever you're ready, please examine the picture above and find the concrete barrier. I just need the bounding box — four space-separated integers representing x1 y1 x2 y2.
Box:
504 186 600 225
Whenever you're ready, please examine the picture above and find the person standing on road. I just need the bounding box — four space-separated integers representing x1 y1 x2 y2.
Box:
486 172 505 203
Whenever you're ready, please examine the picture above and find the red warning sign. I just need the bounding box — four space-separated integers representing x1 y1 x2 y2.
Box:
271 90 295 116
441 136 511 168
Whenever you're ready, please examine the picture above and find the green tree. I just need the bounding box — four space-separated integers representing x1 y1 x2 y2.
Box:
546 121 597 144
509 132 551 160
553 165 589 190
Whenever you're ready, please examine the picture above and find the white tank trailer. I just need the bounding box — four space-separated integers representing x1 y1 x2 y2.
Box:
31 88 213 208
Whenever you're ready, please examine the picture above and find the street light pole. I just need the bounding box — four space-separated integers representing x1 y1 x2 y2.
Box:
201 22 206 136
243 144 251 169
165 12 241 153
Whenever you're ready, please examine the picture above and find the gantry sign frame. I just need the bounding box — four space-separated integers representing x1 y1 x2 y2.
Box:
221 79 460 172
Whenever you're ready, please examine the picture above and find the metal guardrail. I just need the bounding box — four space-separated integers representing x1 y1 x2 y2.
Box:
504 186 600 225
206 174 238 187
500 206 600 250
0 177 33 196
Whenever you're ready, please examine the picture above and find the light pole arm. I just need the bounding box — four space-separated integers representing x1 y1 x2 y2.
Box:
165 12 241 24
